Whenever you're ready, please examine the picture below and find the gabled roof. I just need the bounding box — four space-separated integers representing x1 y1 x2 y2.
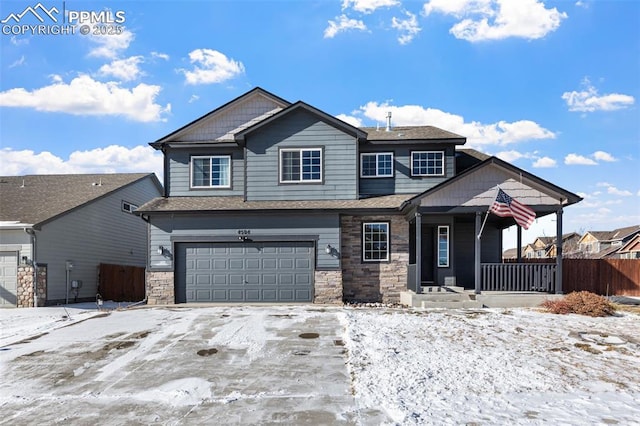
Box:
360 126 466 144
234 101 367 143
0 173 160 228
619 234 640 253
403 156 583 212
579 225 640 244
151 87 290 147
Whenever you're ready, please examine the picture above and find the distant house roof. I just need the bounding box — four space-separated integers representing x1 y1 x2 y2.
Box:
579 225 640 244
360 126 466 144
0 173 160 228
137 193 415 214
619 234 640 253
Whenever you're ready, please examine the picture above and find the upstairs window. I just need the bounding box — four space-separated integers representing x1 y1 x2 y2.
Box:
363 222 389 262
280 148 322 183
191 155 231 188
122 201 138 214
361 153 394 178
411 151 444 176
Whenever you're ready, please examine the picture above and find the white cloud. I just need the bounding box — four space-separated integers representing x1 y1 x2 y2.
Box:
324 14 368 38
592 150 617 162
423 0 567 42
637 190 640 196
336 113 363 127
9 55 26 68
188 95 200 103
575 1 588 8
87 29 135 59
10 36 29 46
564 153 597 165
392 11 421 45
532 156 557 168
0 145 163 178
597 182 633 197
0 74 170 122
179 49 245 85
495 150 525 162
352 101 555 146
342 0 399 14
151 51 170 61
98 56 144 81
562 78 635 112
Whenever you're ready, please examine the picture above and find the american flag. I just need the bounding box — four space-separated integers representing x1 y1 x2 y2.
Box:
490 188 536 230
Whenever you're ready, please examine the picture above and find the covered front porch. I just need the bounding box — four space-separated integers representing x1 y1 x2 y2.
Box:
400 156 582 304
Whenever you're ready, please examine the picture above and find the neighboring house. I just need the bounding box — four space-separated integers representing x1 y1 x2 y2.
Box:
617 234 640 259
576 225 640 259
530 233 581 258
0 174 162 307
136 88 582 305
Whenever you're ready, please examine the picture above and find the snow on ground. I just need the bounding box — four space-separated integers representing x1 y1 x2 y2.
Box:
1 304 639 425
341 308 640 425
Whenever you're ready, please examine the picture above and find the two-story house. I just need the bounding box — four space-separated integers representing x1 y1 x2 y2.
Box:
136 88 581 305
577 225 640 258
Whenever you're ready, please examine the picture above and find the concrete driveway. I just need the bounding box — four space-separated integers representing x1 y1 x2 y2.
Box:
0 306 360 425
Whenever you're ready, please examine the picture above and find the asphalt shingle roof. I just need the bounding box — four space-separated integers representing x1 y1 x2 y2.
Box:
360 126 465 142
0 174 154 226
137 193 415 213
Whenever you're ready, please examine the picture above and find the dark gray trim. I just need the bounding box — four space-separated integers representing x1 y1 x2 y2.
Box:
315 266 341 271
148 267 174 272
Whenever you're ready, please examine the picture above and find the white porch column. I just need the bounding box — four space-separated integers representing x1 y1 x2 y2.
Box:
415 212 422 293
474 211 482 294
556 206 563 294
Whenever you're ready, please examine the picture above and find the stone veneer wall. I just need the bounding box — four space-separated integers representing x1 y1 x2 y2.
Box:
146 271 174 305
17 265 47 308
341 215 409 304
314 270 343 304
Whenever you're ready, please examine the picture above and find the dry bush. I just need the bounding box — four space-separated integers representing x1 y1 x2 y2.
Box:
540 291 616 317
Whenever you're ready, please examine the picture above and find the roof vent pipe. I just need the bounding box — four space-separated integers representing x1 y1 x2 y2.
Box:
385 111 392 132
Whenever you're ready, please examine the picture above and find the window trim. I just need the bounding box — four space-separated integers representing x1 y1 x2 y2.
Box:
121 200 138 214
411 151 445 177
437 225 449 268
279 147 323 184
360 152 394 178
190 155 232 189
362 222 390 263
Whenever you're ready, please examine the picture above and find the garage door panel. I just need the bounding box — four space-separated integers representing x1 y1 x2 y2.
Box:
0 252 18 307
176 242 314 303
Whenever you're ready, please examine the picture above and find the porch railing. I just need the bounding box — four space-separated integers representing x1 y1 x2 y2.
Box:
481 263 557 292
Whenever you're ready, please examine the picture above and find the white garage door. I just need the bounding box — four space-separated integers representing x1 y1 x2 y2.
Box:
0 252 18 307
175 241 315 303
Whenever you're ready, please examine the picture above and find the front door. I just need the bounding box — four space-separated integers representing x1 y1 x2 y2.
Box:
421 227 435 285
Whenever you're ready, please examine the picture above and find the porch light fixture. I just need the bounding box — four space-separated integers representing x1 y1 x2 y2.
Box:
325 244 332 254
157 246 164 255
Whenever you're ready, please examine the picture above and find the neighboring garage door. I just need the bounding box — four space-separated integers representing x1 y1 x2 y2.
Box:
175 241 315 303
0 252 18 307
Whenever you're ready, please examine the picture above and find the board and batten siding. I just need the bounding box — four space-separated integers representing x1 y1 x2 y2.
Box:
149 213 340 271
36 176 161 302
245 109 357 201
166 147 244 197
359 144 456 197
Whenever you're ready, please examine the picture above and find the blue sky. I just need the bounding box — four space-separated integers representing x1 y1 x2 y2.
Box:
1 0 639 248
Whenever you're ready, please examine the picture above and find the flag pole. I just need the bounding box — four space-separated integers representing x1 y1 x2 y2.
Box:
477 185 499 240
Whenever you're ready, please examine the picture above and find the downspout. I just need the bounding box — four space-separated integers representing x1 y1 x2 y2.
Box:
24 228 38 308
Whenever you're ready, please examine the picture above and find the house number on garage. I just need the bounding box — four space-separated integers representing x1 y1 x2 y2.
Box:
237 229 251 235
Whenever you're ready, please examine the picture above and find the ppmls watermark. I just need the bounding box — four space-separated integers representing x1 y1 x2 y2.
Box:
1 2 126 36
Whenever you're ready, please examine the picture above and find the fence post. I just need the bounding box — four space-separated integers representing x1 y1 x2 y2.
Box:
555 206 563 294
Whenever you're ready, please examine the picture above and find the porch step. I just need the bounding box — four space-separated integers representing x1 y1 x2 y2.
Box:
420 286 465 293
400 290 483 309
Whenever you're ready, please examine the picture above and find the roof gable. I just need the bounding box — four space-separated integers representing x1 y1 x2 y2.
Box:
0 173 159 227
405 157 582 213
235 101 367 144
151 87 290 147
619 234 640 253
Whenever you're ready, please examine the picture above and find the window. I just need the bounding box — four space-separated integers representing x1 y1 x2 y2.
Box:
361 153 394 178
191 156 231 188
122 201 138 214
438 226 449 267
363 222 389 262
411 151 444 176
280 148 322 183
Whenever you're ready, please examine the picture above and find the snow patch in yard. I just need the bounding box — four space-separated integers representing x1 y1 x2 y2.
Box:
136 377 212 406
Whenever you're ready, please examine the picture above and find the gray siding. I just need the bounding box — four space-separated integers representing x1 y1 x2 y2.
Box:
245 109 357 201
167 147 244 197
359 144 456 197
0 230 32 262
453 217 502 289
149 213 340 271
36 176 161 302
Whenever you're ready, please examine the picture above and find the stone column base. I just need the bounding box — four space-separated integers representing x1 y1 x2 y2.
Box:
314 270 343 304
146 271 174 305
16 265 47 308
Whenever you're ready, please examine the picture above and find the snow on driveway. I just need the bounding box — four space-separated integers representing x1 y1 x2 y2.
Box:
1 305 639 425
342 308 640 425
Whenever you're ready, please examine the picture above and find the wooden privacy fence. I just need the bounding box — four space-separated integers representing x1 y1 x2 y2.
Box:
98 263 145 302
563 259 640 296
